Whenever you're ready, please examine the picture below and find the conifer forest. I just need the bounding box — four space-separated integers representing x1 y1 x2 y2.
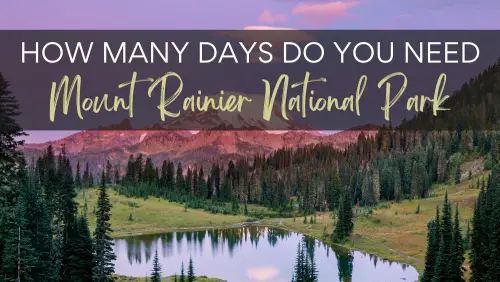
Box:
2 59 500 281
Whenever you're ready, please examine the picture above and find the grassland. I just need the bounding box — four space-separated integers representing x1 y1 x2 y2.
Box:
76 189 272 237
79 170 485 279
76 189 251 237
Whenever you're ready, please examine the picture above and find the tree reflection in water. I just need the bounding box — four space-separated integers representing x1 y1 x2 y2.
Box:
116 227 416 281
122 226 291 265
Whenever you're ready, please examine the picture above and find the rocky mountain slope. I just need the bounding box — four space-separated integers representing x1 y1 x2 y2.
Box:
22 93 377 174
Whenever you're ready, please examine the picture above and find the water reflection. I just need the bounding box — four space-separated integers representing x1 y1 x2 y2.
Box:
335 249 354 282
113 227 419 282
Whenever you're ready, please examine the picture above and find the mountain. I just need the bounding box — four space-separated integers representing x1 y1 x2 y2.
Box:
22 93 377 175
22 128 375 175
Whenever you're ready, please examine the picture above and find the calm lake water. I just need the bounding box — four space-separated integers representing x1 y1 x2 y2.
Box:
113 227 419 282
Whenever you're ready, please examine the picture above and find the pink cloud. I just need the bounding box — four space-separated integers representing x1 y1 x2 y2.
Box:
258 9 288 24
292 1 359 26
243 26 296 30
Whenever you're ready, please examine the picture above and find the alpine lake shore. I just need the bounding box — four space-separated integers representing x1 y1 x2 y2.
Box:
78 170 485 282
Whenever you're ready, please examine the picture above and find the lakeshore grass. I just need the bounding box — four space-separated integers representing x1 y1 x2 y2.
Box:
76 189 253 237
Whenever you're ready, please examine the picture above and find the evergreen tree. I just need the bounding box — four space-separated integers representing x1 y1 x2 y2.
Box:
75 161 82 189
1 212 36 282
0 72 26 273
455 165 461 184
83 162 90 188
187 257 195 282
106 160 113 184
150 250 162 282
486 164 500 281
92 170 116 282
432 192 455 282
176 163 184 193
114 164 120 185
23 170 54 282
65 215 94 282
179 262 185 282
59 149 80 281
371 167 380 204
450 206 465 282
463 220 470 251
1 170 37 282
78 216 95 281
393 170 402 202
332 187 353 243
422 213 439 282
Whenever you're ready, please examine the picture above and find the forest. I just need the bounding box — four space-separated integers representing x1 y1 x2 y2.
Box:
1 58 500 281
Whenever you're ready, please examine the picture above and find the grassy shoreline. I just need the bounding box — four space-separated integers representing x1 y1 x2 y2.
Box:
78 172 484 280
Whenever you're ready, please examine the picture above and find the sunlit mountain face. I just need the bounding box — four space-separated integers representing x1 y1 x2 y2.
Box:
21 93 377 175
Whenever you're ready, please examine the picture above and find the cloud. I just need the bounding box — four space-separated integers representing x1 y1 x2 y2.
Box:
258 9 288 24
247 267 280 281
243 26 296 30
292 1 360 26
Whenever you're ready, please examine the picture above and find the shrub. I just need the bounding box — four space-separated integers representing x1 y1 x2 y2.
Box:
127 201 139 208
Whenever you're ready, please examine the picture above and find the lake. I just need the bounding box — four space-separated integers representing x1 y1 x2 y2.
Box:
113 227 419 282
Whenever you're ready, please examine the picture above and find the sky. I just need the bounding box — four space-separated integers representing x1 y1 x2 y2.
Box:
3 0 500 143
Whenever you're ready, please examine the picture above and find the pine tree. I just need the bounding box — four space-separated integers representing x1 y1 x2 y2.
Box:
1 213 36 282
1 171 38 282
75 161 82 189
332 187 353 243
486 164 500 281
114 164 120 185
83 162 90 188
150 250 162 282
393 170 402 202
433 192 454 281
167 161 175 192
455 165 461 184
65 215 94 282
23 170 54 281
0 72 26 274
371 167 380 204
77 216 94 281
463 220 470 251
59 150 80 281
450 205 465 282
92 170 116 282
106 160 113 184
176 163 184 193
422 210 440 282
179 262 185 282
187 257 195 282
